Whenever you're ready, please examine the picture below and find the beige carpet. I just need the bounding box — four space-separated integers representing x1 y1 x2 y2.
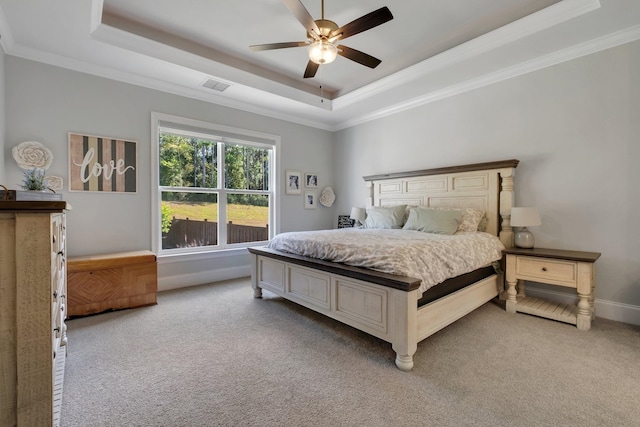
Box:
62 278 640 426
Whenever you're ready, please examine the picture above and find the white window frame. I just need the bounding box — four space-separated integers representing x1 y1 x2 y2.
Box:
151 112 280 260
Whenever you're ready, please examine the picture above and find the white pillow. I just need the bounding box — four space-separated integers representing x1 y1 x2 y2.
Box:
362 205 406 229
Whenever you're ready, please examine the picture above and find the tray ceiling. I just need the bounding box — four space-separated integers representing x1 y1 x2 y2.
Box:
1 0 639 129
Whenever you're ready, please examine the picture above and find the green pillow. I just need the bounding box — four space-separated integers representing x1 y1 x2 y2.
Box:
402 207 462 235
362 205 406 229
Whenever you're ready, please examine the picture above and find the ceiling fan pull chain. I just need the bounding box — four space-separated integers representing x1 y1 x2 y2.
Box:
319 64 324 103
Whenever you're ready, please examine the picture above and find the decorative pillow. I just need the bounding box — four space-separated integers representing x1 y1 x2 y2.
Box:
402 207 462 235
454 207 485 232
477 215 488 232
362 205 406 229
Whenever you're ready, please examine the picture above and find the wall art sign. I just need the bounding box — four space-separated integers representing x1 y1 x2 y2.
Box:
69 132 137 193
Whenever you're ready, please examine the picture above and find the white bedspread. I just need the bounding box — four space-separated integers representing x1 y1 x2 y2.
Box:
268 229 505 294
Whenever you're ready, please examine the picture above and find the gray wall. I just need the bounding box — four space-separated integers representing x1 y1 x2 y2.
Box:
3 40 639 321
0 46 5 184
3 57 334 287
333 40 640 317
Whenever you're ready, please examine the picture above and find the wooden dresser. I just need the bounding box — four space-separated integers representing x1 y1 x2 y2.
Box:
0 201 68 427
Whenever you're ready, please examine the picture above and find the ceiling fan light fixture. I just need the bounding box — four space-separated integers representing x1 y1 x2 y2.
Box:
250 1 393 78
308 40 337 64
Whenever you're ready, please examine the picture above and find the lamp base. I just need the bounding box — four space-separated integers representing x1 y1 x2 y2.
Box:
514 227 535 248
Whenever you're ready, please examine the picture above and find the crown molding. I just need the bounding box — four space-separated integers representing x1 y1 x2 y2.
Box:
333 23 640 131
0 2 15 53
91 19 333 109
3 0 639 133
332 0 601 110
10 45 335 131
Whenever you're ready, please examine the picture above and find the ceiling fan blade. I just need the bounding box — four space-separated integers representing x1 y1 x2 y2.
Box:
330 7 393 42
250 41 308 51
303 61 319 78
282 0 321 38
337 45 381 68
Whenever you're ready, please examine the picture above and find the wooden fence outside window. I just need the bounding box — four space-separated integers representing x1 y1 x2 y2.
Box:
162 217 268 248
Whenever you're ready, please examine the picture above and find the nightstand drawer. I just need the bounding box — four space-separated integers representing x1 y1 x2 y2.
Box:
515 256 577 286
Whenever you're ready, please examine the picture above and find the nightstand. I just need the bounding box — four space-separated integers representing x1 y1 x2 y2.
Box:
503 247 601 330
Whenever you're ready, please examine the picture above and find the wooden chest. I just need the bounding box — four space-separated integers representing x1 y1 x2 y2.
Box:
67 250 157 317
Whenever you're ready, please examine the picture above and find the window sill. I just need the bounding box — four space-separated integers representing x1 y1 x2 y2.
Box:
157 246 263 264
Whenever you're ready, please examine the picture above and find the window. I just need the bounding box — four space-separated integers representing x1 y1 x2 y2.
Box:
152 114 278 255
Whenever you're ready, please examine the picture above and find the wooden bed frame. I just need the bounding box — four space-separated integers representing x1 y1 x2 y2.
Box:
249 159 518 370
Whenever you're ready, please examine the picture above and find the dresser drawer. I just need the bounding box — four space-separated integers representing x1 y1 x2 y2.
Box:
52 301 64 354
515 256 577 287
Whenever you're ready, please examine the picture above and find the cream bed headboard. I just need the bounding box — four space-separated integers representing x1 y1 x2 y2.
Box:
363 159 519 248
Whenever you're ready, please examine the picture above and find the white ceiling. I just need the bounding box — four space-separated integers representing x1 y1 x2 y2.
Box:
0 0 639 130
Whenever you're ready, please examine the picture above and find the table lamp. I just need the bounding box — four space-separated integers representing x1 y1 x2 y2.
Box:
511 207 541 248
350 207 366 227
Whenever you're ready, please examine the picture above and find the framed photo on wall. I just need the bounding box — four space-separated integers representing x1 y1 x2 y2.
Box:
304 172 318 188
286 170 302 195
304 190 317 209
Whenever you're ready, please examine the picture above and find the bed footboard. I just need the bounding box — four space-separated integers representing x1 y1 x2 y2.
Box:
250 248 421 370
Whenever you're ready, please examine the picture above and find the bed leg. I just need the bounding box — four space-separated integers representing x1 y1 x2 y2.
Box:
253 285 263 298
391 289 418 371
250 253 262 298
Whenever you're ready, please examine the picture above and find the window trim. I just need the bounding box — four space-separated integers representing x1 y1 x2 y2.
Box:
151 112 280 258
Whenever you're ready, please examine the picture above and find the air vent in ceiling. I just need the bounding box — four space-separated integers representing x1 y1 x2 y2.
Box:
202 78 230 92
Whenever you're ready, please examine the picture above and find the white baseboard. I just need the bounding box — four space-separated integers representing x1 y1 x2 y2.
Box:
158 265 251 292
525 286 640 326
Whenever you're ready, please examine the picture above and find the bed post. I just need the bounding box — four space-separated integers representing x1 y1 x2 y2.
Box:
499 167 515 249
365 180 374 207
390 289 418 371
250 252 262 298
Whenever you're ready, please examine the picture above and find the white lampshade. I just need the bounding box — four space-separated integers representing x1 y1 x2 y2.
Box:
510 207 541 227
308 40 338 64
350 207 366 224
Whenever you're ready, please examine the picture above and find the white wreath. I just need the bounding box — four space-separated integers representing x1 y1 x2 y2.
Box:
12 141 53 170
44 175 64 191
319 186 335 207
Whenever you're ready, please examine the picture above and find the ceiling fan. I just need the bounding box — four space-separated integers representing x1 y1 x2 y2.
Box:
250 0 393 78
